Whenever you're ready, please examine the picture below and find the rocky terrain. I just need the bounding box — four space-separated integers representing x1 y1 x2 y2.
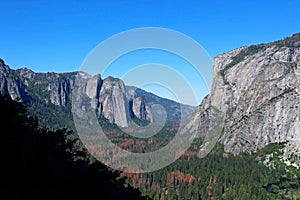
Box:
186 33 300 167
0 59 194 128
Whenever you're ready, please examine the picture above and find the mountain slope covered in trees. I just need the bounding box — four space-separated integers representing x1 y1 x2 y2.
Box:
0 94 148 200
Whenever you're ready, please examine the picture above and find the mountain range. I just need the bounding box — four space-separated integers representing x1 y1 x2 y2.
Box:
0 59 195 130
0 33 299 169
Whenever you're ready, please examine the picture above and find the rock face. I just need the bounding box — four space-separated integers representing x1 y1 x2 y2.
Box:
187 33 300 166
98 76 129 127
0 59 194 128
0 60 28 101
218 46 299 155
126 86 195 122
0 62 136 127
85 74 102 109
130 96 153 122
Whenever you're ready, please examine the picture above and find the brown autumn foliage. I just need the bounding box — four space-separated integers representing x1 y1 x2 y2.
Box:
223 153 229 158
180 151 198 159
119 139 135 149
167 171 195 186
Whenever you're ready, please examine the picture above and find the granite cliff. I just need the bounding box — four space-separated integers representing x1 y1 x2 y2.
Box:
187 33 300 167
0 60 194 128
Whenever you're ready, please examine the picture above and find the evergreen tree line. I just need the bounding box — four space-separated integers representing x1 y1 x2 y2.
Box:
125 142 300 199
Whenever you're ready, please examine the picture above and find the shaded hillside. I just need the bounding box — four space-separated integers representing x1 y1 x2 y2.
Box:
0 94 148 200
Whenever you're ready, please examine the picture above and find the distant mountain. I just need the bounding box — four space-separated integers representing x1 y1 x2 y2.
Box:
126 86 195 122
0 59 195 130
186 33 300 168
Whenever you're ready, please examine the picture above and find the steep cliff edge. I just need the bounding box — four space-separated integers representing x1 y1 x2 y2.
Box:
0 59 194 128
188 33 300 167
0 59 28 101
0 62 144 127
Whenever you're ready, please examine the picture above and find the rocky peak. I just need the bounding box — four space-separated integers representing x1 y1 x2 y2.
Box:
188 33 300 167
17 68 36 80
0 61 153 128
98 76 129 127
0 58 10 72
0 61 27 101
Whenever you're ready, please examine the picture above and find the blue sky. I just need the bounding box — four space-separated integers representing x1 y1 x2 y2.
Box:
1 0 299 105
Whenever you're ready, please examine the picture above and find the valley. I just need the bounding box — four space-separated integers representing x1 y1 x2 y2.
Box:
1 33 300 199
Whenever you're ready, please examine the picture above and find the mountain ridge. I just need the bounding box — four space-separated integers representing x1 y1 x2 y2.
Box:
0 59 195 129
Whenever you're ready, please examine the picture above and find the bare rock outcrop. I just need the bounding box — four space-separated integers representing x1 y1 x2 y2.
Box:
187 33 300 167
